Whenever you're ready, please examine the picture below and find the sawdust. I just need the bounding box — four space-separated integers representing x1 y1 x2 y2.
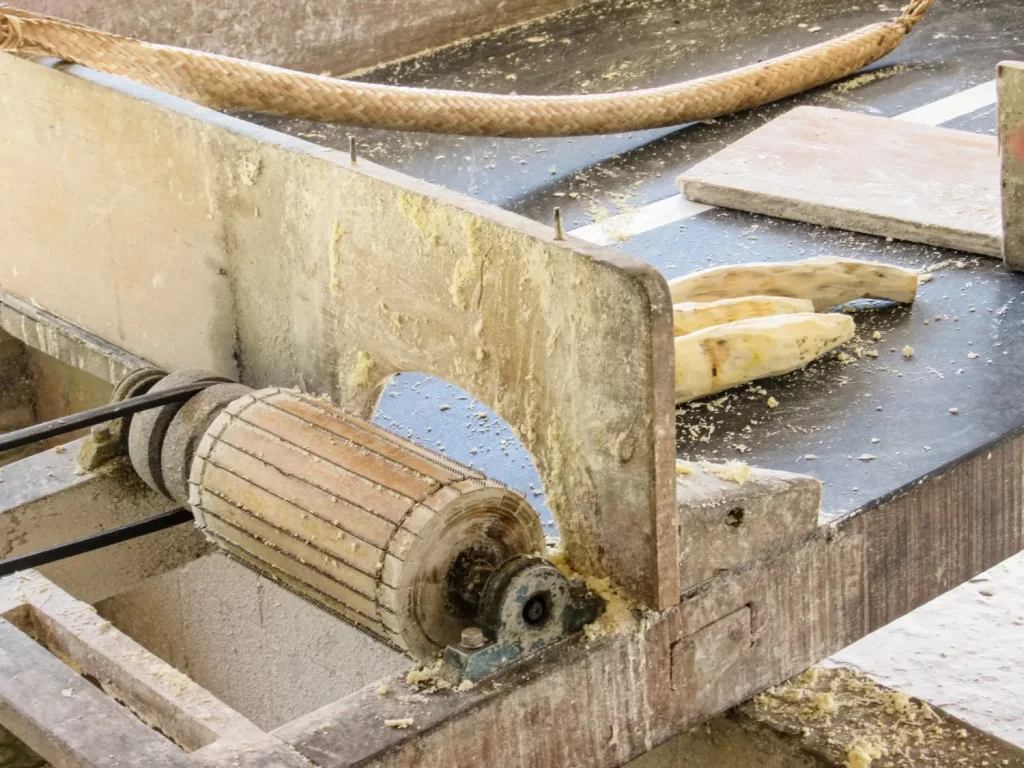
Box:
675 460 694 476
450 218 486 310
832 64 915 93
748 667 1013 767
405 658 458 693
328 221 345 295
547 547 639 641
348 350 376 389
397 192 445 246
384 717 414 729
845 743 883 768
450 253 479 309
237 153 262 185
699 460 753 484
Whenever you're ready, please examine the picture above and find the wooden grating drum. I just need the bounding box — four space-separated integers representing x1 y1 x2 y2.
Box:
187 388 545 660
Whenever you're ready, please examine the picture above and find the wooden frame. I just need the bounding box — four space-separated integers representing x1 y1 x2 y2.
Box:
1001 61 1024 270
0 54 678 609
0 424 1020 765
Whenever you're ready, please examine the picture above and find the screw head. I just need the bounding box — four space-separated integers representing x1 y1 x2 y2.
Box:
460 626 486 649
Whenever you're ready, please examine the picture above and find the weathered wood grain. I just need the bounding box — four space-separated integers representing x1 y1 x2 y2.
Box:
674 463 820 590
0 576 310 766
275 428 1023 767
0 55 678 609
1000 61 1024 271
19 0 592 76
0 616 194 767
0 289 151 386
680 106 1002 257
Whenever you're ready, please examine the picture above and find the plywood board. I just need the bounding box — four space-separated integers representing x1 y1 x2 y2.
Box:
680 106 1002 257
1000 61 1024 270
0 55 677 609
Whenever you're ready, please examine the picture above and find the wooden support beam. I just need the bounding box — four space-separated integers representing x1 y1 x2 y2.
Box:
674 463 820 590
0 617 194 767
0 289 152 387
1000 61 1024 271
0 575 310 767
0 441 209 604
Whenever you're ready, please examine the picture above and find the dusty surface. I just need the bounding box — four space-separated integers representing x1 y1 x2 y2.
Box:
18 0 593 75
743 667 1024 767
832 551 1024 750
96 553 408 731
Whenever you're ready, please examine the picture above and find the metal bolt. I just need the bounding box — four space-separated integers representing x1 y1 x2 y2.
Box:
460 626 486 649
349 136 358 164
553 207 565 240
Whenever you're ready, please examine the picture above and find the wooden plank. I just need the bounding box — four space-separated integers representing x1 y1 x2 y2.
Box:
0 575 310 767
680 106 1002 257
274 426 1024 767
0 442 209 605
674 463 820 590
0 288 152 386
1000 61 1024 270
0 56 678 610
0 617 193 767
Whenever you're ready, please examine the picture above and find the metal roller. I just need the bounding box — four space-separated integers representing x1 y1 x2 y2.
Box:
186 387 546 659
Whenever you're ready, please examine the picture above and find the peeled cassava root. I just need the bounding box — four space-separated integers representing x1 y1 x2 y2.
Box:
674 313 855 403
674 296 815 336
667 256 919 311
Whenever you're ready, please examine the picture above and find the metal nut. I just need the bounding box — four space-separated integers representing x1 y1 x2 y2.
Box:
460 626 486 649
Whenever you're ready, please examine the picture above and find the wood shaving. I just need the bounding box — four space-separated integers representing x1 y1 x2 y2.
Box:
348 350 375 388
699 460 753 483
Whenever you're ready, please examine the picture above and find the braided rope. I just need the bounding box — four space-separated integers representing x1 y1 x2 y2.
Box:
0 1 935 137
